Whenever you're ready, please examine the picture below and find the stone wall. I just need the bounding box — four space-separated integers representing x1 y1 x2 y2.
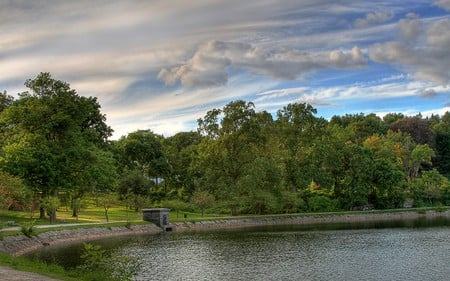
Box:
0 224 162 257
172 210 450 232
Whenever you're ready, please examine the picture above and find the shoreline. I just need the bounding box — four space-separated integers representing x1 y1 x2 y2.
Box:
1 209 449 257
171 209 450 232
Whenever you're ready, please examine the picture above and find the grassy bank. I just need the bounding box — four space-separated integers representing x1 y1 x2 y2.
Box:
0 251 85 281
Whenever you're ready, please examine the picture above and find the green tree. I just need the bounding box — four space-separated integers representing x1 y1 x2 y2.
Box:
193 100 270 206
118 169 151 212
191 190 215 216
115 130 171 189
412 169 449 206
433 112 450 178
276 103 326 191
363 134 407 208
164 131 202 198
68 147 118 218
408 144 435 182
0 90 14 113
0 171 30 214
0 73 113 223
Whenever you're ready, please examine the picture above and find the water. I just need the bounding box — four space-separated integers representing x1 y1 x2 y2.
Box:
30 219 450 281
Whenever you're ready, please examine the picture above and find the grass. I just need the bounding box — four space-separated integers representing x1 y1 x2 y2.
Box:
0 251 81 281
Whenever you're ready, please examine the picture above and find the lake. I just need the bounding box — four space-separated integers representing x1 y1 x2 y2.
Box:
30 218 450 281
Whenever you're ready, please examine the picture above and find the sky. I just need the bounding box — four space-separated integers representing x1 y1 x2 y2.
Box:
1 0 450 139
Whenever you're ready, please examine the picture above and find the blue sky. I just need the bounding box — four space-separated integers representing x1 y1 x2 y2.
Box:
1 0 449 139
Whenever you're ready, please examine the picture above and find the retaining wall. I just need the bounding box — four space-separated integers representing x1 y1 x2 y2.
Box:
172 210 450 232
0 224 162 257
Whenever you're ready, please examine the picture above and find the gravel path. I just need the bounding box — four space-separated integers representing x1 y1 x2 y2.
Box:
0 266 61 281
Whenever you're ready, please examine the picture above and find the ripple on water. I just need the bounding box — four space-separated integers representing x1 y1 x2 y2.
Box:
124 226 450 281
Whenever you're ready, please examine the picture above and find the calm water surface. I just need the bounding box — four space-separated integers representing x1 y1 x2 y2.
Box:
32 220 450 281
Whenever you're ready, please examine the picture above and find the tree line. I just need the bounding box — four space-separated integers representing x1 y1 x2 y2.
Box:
1 73 449 221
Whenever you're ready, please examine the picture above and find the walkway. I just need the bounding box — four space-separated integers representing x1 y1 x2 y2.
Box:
0 266 60 281
0 221 127 232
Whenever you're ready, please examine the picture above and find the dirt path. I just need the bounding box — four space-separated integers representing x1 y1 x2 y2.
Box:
0 266 60 281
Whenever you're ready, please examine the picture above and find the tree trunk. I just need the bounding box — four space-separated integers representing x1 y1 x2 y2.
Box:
104 207 109 222
72 197 78 218
39 192 46 219
50 209 56 224
39 206 46 219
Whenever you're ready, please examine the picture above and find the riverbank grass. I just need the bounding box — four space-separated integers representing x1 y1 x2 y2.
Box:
0 251 79 281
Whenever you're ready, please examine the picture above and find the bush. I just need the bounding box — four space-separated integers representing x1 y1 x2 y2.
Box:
308 196 339 212
279 191 306 213
241 191 278 215
20 221 36 238
79 243 142 281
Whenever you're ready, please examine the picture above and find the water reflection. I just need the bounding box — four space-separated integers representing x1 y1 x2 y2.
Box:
29 217 450 281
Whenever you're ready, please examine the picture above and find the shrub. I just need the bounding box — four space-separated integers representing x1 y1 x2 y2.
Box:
308 196 339 212
20 221 36 238
79 243 142 281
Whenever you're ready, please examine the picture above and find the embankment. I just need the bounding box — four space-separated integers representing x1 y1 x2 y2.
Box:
1 210 448 257
172 209 450 232
0 224 162 257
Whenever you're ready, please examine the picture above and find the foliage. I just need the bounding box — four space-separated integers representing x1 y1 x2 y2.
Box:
117 169 151 211
79 243 142 281
114 130 171 183
0 73 114 222
191 190 215 216
308 196 339 212
20 220 36 237
2 73 450 217
0 171 30 211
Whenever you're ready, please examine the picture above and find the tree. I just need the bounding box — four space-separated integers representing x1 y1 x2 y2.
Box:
363 134 407 208
389 116 436 148
276 103 326 191
191 190 215 216
68 147 118 218
433 112 450 177
412 169 449 206
0 171 29 212
408 144 435 182
164 131 202 197
98 193 119 222
337 144 374 210
118 169 151 212
193 100 271 206
115 130 171 189
0 90 14 113
0 73 113 223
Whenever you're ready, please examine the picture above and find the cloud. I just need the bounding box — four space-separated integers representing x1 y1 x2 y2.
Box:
398 13 422 41
369 18 450 86
418 89 438 98
158 40 367 87
434 0 450 11
329 46 366 68
355 11 394 28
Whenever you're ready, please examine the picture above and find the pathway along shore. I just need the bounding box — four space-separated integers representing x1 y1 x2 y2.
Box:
0 266 60 281
1 209 449 257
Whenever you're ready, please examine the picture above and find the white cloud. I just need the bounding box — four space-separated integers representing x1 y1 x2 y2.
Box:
434 0 450 11
369 18 450 86
355 11 394 28
329 46 367 68
158 41 367 87
397 13 422 40
418 89 438 98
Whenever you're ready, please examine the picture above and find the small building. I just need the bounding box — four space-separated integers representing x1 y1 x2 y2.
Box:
142 208 172 231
